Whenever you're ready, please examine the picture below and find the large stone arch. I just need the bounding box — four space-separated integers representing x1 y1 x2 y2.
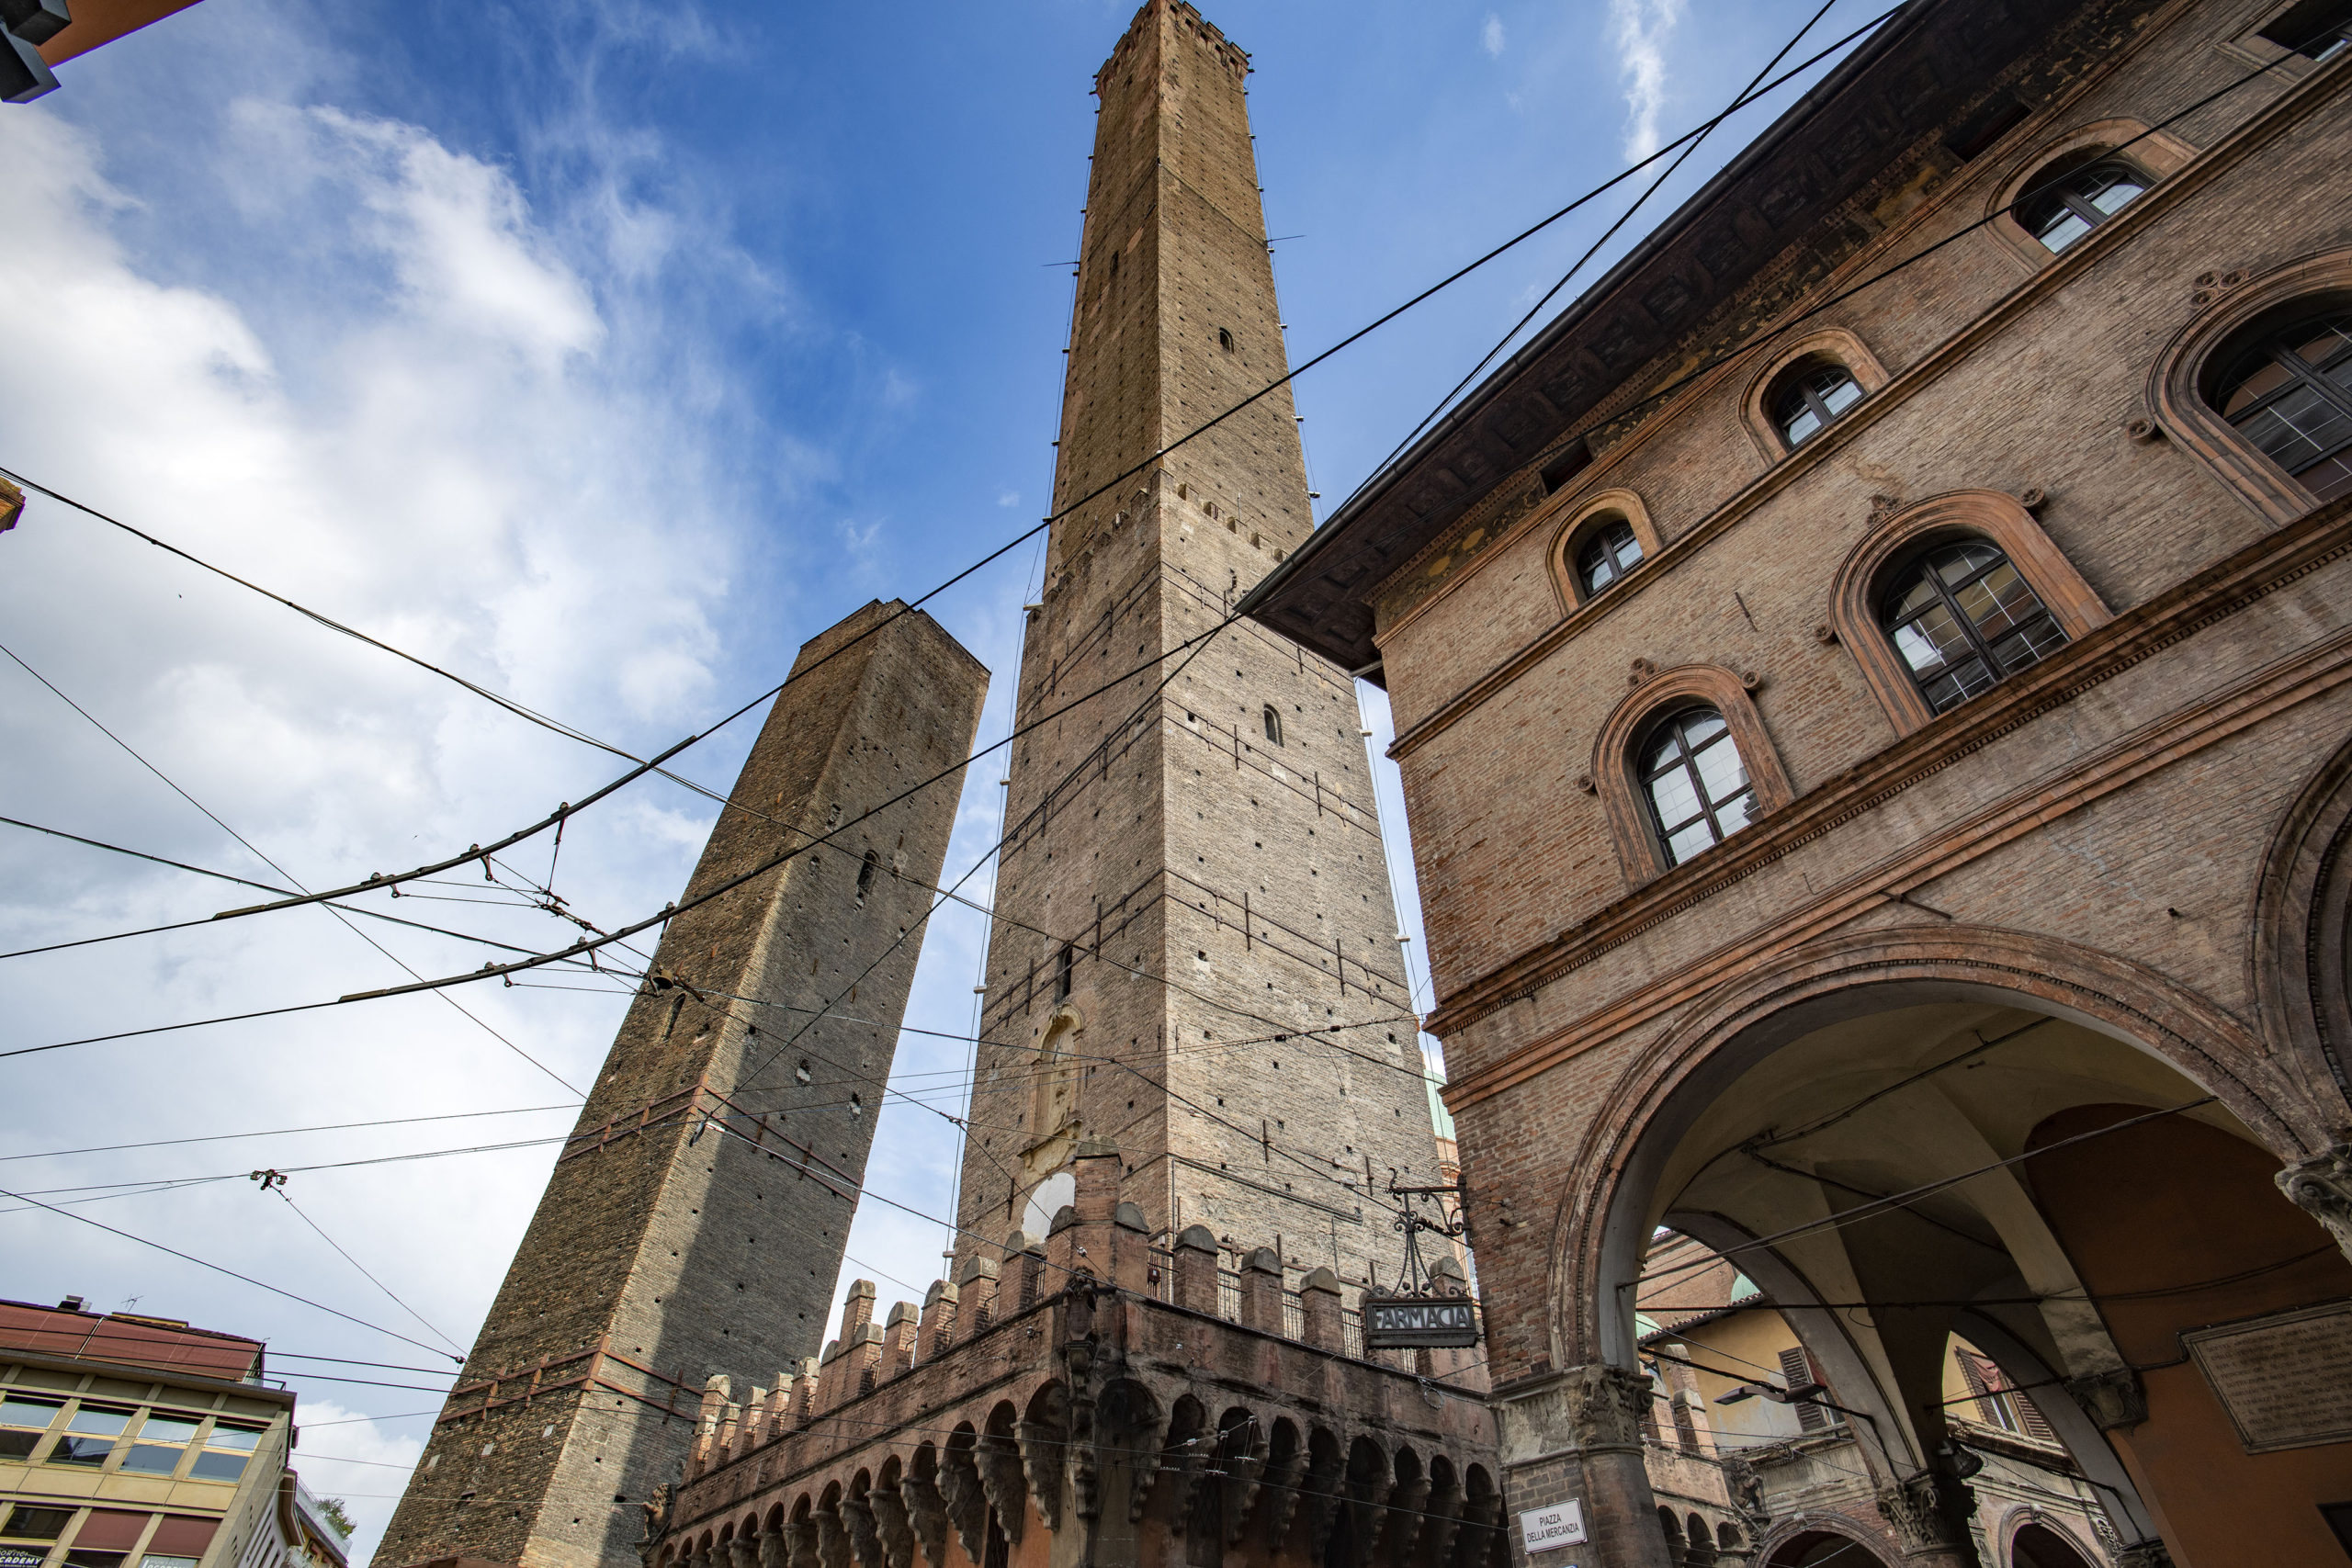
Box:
1552 922 2328 1371
2251 727 2352 1114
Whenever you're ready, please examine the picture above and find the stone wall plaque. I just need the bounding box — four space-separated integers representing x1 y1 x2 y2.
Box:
2183 1300 2352 1452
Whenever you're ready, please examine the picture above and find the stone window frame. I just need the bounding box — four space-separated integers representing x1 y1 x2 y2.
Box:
1548 489 1663 612
2148 246 2352 526
1982 118 2194 272
1827 489 2110 739
1737 328 1890 464
1590 664 1793 886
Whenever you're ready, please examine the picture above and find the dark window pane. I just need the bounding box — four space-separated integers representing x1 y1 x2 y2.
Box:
65 1553 128 1568
118 1444 185 1475
0 1432 35 1460
0 1550 43 1568
49 1435 113 1466
187 1450 248 1482
1883 541 2068 714
3 1506 74 1540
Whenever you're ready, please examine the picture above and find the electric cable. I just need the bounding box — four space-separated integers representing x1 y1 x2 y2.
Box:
0 0 1919 957
267 1185 468 1357
1368 0 1847 476
0 639 583 1097
0 814 595 963
0 1179 462 1362
0 1102 577 1166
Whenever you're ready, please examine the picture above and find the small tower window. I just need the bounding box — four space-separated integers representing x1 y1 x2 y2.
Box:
2016 156 2148 253
1770 362 1863 447
856 850 877 904
1054 943 1074 1003
1262 705 1283 746
1218 327 1236 353
1576 518 1644 598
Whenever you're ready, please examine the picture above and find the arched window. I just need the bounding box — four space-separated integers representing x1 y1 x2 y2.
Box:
1054 942 1074 1004
1638 707 1757 866
1770 361 1862 447
1217 327 1235 353
2015 156 2147 253
2211 310 2352 502
1881 539 2068 715
1262 705 1283 746
1576 517 1644 597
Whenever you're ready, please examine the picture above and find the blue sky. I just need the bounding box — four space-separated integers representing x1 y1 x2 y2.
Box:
0 0 1869 1556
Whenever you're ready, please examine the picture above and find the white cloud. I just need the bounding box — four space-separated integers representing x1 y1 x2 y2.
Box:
286 1400 426 1552
1481 12 1506 56
1608 0 1686 159
995 489 1018 508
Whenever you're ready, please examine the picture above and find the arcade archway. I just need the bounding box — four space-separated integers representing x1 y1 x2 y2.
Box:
1566 930 2352 1567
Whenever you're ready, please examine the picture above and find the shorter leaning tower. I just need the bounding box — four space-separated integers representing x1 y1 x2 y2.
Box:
375 601 987 1568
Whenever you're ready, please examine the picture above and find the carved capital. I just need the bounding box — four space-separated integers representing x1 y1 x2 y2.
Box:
1875 1473 1975 1557
2277 1144 2352 1258
1562 1363 1652 1453
2064 1367 2148 1431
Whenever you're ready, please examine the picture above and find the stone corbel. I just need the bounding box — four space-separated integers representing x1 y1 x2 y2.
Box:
940 1446 989 1563
978 1434 1030 1543
1257 1440 1309 1545
784 1516 821 1568
868 1483 916 1568
1453 1492 1501 1568
1116 1402 1170 1524
1303 1443 1348 1561
840 1495 884 1568
754 1523 786 1568
1218 1426 1268 1548
814 1506 853 1568
2277 1144 2352 1258
1383 1473 1431 1561
1419 1472 1464 1566
900 1465 951 1568
2064 1367 2148 1431
729 1533 760 1568
1015 1417 1067 1530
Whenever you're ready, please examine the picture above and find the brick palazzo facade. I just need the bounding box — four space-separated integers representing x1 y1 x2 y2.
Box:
1247 0 2352 1564
376 601 986 1568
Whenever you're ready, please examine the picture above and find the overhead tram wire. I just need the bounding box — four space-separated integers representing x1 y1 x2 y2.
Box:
266 1184 468 1357
0 2 1922 957
0 640 584 1098
0 816 600 964
1363 0 1849 478
0 1181 463 1362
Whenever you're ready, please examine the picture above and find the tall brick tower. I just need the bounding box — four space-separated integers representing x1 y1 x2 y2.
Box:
377 601 987 1568
953 0 1445 1290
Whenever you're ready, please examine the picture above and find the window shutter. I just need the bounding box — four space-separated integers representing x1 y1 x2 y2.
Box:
1779 1347 1826 1431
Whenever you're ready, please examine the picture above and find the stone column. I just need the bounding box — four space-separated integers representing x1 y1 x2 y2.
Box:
1493 1363 1673 1568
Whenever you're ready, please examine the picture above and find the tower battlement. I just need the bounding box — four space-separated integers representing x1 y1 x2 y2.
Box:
646 1144 1496 1567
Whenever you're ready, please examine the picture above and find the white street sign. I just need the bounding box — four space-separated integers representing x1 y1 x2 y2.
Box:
1520 1500 1588 1553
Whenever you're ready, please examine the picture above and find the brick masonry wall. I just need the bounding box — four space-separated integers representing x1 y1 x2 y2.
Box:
374 601 986 1568
1327 0 2352 1560
951 0 1449 1301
